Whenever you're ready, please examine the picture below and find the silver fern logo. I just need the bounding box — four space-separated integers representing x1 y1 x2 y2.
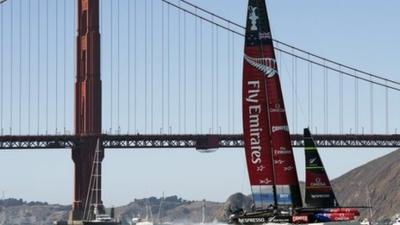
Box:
244 54 278 78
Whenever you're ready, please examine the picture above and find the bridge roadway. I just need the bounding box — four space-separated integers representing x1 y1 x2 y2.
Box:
0 134 400 149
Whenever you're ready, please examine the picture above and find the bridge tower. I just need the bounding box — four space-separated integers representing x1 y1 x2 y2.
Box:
70 0 103 221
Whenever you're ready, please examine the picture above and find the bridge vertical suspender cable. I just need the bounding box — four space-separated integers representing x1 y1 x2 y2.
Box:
370 75 374 133
216 24 219 134
55 0 59 134
117 0 120 133
127 0 131 133
183 10 187 133
46 0 49 134
144 0 148 133
134 0 137 133
63 0 67 134
167 4 171 133
161 1 165 133
227 23 231 133
339 67 344 134
194 7 198 133
28 0 31 134
151 0 154 134
18 0 21 134
211 16 214 133
385 81 389 134
200 12 203 133
0 2 3 135
232 31 235 133
37 0 40 135
10 0 13 134
110 0 113 133
178 1 181 133
354 71 359 134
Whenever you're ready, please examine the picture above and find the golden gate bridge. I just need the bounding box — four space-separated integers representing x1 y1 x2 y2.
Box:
0 0 399 222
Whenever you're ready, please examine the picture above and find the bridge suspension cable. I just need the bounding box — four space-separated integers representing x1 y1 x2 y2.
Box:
163 0 400 91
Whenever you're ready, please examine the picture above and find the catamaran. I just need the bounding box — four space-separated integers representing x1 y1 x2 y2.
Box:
234 0 302 223
299 128 360 223
232 0 361 224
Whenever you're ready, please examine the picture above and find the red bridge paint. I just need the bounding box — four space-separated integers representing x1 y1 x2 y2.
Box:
71 0 103 220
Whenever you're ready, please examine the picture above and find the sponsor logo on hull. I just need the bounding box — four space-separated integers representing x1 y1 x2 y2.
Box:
238 218 265 223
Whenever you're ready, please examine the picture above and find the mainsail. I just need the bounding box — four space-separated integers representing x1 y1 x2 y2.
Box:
242 0 302 209
304 128 338 208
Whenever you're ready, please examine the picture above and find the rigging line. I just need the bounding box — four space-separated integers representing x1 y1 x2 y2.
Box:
10 0 13 134
19 0 22 134
37 0 40 134
276 48 400 92
128 0 131 133
172 0 400 87
279 49 308 132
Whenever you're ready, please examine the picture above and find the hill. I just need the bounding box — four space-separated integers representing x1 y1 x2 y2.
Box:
332 149 400 220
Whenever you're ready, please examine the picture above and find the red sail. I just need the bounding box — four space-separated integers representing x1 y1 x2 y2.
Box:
243 0 302 208
242 0 276 209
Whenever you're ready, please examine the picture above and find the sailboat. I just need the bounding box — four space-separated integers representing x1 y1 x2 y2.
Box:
231 0 302 223
131 196 171 225
82 139 121 225
300 128 360 223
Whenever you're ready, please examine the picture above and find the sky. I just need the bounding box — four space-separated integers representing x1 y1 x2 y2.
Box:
0 0 399 206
